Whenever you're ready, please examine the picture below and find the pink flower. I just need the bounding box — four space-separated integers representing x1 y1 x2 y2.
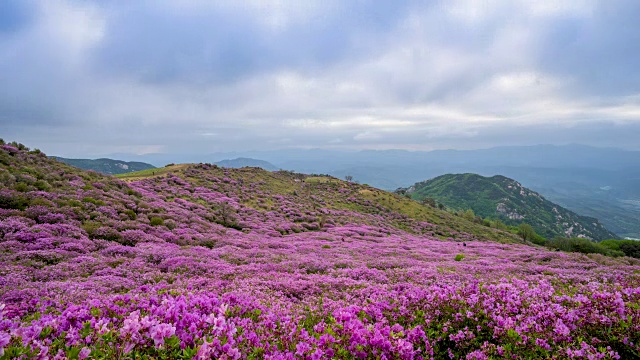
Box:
554 319 570 337
78 347 91 360
149 323 176 348
310 349 325 360
295 342 311 356
0 332 10 357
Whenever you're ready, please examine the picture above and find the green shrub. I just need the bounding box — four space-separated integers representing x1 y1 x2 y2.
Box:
0 192 29 210
29 197 55 207
601 239 640 259
123 209 137 220
127 189 140 197
462 209 476 221
547 237 617 256
81 221 101 237
164 219 177 230
150 217 164 226
620 242 640 258
491 219 507 230
34 180 50 191
454 254 465 261
82 197 105 206
66 199 82 207
14 182 29 192
600 239 623 251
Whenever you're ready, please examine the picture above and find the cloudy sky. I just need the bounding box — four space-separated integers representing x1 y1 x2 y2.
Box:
1 0 640 158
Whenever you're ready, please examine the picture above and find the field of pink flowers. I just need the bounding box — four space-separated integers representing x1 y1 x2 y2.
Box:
0 143 639 359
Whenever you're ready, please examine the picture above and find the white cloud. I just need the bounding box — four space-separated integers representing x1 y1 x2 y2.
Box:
1 0 639 155
354 131 382 141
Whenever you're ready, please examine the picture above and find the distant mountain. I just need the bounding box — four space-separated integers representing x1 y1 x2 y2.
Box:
214 157 279 171
402 173 619 241
52 157 156 175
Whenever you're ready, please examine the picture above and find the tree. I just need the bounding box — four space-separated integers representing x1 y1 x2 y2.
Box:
218 201 235 226
462 209 475 221
492 219 507 230
620 242 640 258
344 175 353 182
518 223 536 242
421 197 436 208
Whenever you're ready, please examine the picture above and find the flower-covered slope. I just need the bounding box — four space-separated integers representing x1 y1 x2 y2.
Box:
0 143 639 359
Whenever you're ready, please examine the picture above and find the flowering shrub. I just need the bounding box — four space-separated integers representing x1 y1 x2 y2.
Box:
0 144 639 358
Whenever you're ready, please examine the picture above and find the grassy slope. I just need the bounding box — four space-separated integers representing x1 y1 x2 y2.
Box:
115 164 190 181
118 168 521 243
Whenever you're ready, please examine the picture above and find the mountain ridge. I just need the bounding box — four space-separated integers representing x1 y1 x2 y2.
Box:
52 156 156 175
402 173 618 241
214 157 279 171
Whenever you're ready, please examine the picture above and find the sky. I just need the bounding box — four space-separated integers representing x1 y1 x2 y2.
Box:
1 0 640 158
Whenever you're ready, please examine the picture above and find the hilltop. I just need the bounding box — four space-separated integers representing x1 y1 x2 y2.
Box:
52 156 156 175
156 145 637 239
402 173 618 241
0 141 638 358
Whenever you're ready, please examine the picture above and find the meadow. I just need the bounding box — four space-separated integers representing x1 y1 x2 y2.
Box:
0 143 638 359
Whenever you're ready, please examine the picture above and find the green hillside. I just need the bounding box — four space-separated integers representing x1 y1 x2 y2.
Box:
402 173 618 241
52 157 156 175
115 168 521 244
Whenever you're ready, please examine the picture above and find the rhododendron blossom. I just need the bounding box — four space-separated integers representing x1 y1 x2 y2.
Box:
0 145 638 358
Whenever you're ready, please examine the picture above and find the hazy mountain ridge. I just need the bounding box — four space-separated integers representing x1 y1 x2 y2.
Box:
214 157 279 171
52 157 156 175
403 173 619 241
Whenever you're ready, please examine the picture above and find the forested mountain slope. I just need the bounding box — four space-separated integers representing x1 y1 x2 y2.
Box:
52 156 155 174
403 173 618 241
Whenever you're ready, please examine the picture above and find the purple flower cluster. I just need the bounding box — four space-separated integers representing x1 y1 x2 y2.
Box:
0 144 639 358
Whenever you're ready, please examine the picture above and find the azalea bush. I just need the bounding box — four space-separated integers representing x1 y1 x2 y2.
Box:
0 144 639 359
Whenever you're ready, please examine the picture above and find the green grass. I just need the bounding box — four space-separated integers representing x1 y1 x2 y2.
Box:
115 164 190 181
356 188 520 243
304 176 341 184
119 163 521 244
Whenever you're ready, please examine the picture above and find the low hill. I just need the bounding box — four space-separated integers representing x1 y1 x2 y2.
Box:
402 173 618 241
1 141 638 358
52 156 156 174
214 157 279 171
